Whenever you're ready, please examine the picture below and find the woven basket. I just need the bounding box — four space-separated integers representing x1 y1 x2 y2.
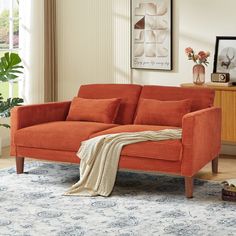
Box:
222 189 236 202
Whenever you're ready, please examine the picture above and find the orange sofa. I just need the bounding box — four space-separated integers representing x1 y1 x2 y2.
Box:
10 84 221 198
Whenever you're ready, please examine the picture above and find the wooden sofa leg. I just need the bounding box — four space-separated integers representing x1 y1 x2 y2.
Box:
212 156 219 174
185 177 193 198
16 157 24 174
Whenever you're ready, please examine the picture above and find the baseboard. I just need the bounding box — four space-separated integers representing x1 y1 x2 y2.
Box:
221 144 236 156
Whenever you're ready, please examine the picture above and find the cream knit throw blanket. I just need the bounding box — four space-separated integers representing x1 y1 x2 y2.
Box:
65 129 182 197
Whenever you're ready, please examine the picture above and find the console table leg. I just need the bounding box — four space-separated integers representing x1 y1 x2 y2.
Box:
212 156 219 174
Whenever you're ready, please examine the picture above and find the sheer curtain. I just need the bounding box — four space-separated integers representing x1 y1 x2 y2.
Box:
19 0 45 104
19 0 57 104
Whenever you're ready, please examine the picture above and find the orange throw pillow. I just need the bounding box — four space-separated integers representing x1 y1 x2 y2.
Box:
134 98 191 127
66 97 121 124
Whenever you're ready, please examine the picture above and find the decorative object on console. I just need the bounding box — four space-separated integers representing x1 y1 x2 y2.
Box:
131 0 172 70
213 36 236 82
193 64 205 85
211 72 230 83
185 47 210 85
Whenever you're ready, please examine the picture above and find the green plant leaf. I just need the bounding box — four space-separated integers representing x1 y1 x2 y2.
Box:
0 53 24 129
0 124 10 128
0 52 23 82
9 70 22 74
11 65 24 69
5 52 10 62
0 97 23 118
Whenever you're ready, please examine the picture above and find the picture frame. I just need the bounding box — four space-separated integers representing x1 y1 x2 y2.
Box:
130 0 172 70
213 36 236 81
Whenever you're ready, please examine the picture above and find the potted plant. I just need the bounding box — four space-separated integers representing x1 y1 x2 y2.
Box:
0 52 24 156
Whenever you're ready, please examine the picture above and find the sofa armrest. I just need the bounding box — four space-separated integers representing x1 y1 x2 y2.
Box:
181 107 221 176
10 101 71 156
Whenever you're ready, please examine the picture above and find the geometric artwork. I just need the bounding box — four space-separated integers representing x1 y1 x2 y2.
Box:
213 36 236 81
131 0 172 70
134 17 145 29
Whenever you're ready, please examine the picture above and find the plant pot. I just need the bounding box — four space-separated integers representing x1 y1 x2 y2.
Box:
193 64 205 85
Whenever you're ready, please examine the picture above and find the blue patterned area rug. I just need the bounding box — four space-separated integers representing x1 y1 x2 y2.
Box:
0 162 235 236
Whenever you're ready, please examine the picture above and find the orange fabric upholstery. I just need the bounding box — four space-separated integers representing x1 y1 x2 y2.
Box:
89 124 176 137
10 84 221 197
90 125 182 162
15 147 181 174
10 101 71 156
119 156 181 174
15 121 118 152
181 107 221 176
78 84 142 124
134 98 191 127
66 97 121 123
140 85 215 112
16 147 80 163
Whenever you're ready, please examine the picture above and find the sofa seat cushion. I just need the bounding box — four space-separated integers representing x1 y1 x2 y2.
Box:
15 121 118 152
90 125 182 162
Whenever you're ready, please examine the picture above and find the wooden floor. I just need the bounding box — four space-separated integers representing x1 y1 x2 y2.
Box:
1 146 236 181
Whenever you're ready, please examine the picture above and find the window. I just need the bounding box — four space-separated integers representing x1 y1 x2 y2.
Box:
0 0 20 98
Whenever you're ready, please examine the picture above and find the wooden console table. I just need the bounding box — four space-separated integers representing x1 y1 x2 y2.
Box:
181 83 236 144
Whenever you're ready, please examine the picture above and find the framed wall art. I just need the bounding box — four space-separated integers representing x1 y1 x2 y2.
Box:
131 0 172 70
213 36 236 81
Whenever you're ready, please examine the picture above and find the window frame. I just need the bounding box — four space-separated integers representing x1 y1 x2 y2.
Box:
0 0 20 52
0 0 20 98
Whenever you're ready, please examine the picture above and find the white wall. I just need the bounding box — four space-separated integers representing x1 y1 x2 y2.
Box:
57 0 131 100
57 0 236 100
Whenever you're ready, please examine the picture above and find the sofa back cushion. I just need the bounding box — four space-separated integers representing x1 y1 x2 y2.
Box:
140 85 215 112
66 97 121 123
78 84 142 124
134 98 191 127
